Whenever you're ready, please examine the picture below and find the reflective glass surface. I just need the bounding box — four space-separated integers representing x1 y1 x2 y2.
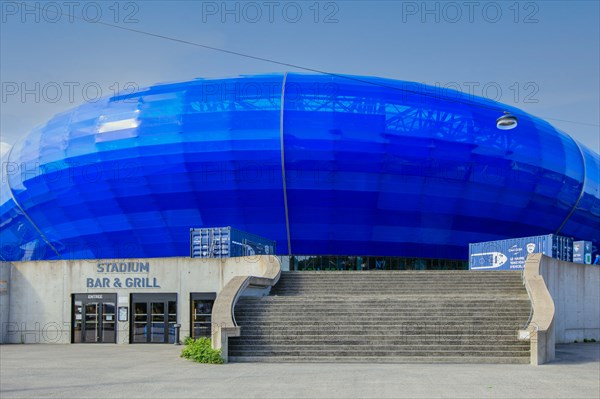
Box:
1 73 598 261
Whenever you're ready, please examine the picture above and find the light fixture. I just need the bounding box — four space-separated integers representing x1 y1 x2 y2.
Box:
496 111 518 130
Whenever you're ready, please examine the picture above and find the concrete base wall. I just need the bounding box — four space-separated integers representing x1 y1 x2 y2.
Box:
539 257 600 343
0 262 9 343
0 256 276 344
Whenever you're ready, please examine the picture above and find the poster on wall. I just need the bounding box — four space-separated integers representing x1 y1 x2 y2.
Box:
118 307 128 322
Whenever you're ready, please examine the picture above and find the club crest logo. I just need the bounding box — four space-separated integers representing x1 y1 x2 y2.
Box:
526 243 536 254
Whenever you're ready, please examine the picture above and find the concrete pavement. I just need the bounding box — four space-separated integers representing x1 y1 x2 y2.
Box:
1 343 598 398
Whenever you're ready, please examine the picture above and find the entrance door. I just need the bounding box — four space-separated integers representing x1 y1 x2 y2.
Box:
190 293 216 338
72 294 117 343
130 293 177 343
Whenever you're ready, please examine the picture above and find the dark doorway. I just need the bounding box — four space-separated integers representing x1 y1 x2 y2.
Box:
130 293 177 343
72 293 117 343
190 293 216 338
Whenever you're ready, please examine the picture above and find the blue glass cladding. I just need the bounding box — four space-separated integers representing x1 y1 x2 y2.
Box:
558 144 600 241
282 73 594 258
1 75 287 260
1 73 598 261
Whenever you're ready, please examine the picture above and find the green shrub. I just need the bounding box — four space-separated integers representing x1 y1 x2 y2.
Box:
181 337 224 364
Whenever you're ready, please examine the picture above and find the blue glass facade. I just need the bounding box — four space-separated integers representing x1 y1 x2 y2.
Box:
1 73 598 261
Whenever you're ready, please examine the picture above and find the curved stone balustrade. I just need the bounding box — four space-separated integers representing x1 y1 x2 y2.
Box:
211 255 281 362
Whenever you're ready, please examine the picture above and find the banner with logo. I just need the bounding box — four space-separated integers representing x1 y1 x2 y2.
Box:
573 241 592 264
469 234 573 270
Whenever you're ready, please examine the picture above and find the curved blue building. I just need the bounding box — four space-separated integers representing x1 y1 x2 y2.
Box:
1 73 599 263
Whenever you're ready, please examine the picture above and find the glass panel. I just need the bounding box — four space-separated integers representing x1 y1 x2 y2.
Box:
375 257 387 270
320 256 332 271
168 301 177 343
151 302 165 343
84 303 98 342
133 302 148 343
72 300 83 343
366 257 376 270
102 302 116 343
192 300 213 338
357 256 364 270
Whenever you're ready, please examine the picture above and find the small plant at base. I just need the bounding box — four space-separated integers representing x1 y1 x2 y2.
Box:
181 337 224 364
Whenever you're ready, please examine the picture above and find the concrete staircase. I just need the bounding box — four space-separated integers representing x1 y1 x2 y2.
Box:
228 271 531 363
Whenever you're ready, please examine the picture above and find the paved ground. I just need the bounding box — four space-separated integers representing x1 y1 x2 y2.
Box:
1 343 599 398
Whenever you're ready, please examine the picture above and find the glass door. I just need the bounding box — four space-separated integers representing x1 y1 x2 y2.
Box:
190 293 216 338
132 302 148 343
130 293 177 344
84 303 99 342
102 302 116 343
150 302 166 343
168 301 177 343
71 294 117 343
73 300 83 343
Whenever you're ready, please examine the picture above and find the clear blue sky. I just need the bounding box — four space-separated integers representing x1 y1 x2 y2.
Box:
1 0 598 153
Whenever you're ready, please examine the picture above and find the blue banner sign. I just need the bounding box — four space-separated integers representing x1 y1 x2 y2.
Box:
573 241 592 264
469 234 573 270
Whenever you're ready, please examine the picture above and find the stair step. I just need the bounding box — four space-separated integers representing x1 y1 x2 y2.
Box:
236 307 529 316
236 320 525 325
235 316 529 320
231 348 529 358
235 319 527 324
228 356 530 364
228 343 529 350
235 328 524 334
277 274 522 276
236 306 531 311
239 301 530 304
235 310 529 315
229 341 527 347
235 327 523 334
268 294 527 296
231 333 523 340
